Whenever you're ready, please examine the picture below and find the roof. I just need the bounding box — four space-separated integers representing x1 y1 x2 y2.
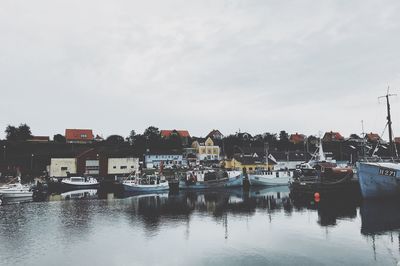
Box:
65 129 94 141
27 136 50 142
160 130 191 138
366 133 381 142
289 133 306 144
206 129 224 139
322 131 344 142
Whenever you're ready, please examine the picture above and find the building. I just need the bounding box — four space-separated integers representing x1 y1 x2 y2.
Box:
366 132 381 143
49 158 77 177
107 158 140 176
27 136 50 142
269 151 310 170
65 129 94 144
191 137 220 161
289 133 306 144
322 131 344 142
223 154 275 172
395 137 400 144
145 152 185 169
206 129 224 140
160 129 191 146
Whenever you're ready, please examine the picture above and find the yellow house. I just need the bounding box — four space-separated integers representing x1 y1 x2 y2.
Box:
192 137 220 161
223 155 275 172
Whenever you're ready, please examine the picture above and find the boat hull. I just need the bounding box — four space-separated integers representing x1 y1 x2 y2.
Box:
357 162 400 199
179 174 243 190
60 183 100 190
0 191 33 198
249 174 290 186
122 182 169 193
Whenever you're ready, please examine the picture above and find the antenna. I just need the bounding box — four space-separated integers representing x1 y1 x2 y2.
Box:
378 86 397 157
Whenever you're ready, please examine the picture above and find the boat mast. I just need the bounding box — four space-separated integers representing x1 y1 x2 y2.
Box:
379 87 397 157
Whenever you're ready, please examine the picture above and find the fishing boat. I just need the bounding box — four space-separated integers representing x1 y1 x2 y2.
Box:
179 169 243 189
0 177 33 199
357 90 400 198
249 170 293 186
61 176 99 190
122 174 169 193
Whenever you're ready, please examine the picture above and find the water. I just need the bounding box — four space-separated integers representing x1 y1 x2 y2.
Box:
0 187 399 266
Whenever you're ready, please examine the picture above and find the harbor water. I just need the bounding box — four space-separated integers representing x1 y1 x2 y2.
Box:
0 187 399 266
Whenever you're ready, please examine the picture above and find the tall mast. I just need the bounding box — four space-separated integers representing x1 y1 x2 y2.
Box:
379 87 397 157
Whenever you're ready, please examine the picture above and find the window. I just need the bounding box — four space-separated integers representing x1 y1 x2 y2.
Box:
61 167 68 171
113 166 116 169
80 134 87 139
120 166 127 169
131 166 134 168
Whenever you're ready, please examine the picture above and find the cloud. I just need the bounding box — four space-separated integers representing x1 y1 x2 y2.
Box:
1 0 400 139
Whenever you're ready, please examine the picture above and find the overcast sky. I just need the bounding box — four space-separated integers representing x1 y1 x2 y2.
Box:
1 0 400 140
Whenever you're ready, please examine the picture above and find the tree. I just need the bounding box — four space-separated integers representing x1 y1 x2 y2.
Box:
278 130 290 151
53 134 66 143
127 130 136 145
5 125 18 141
106 135 125 144
143 126 159 139
5 123 32 141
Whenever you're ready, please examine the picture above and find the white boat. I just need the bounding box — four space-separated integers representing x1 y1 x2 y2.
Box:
61 176 99 189
249 170 293 186
122 175 169 193
0 178 33 199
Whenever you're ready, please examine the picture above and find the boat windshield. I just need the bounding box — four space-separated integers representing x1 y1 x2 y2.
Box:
70 177 85 182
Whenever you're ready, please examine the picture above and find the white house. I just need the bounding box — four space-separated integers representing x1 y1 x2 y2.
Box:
108 158 139 175
145 153 184 169
192 137 220 161
50 158 77 177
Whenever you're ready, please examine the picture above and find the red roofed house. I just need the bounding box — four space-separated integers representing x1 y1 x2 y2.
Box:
160 129 191 146
289 133 306 144
65 129 94 144
366 132 381 143
322 131 344 142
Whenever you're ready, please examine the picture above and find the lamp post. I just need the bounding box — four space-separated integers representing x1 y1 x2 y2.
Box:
3 145 5 162
31 153 34 171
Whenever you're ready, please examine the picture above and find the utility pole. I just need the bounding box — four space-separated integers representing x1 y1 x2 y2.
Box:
379 87 397 157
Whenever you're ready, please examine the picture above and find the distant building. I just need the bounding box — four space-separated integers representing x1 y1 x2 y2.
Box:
50 158 77 177
191 137 220 161
269 151 310 170
395 137 400 144
366 132 381 143
289 133 306 144
223 154 275 172
322 131 344 142
27 136 50 142
65 129 94 144
107 158 139 176
145 152 184 169
206 129 224 140
160 129 191 146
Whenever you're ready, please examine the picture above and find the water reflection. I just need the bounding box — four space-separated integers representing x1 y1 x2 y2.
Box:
1 187 400 265
361 199 400 235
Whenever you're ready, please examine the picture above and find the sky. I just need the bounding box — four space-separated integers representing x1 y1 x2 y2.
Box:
1 0 400 140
